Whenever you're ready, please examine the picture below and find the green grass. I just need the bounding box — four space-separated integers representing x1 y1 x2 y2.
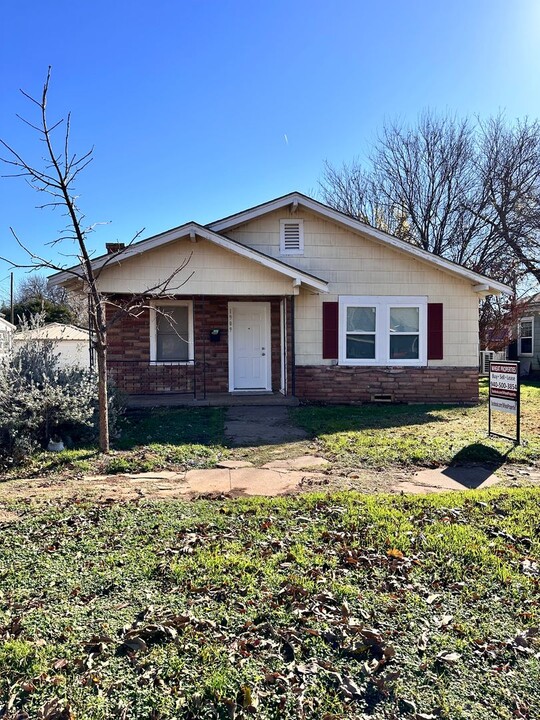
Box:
2 381 538 481
293 379 540 469
1 488 540 718
2 407 229 479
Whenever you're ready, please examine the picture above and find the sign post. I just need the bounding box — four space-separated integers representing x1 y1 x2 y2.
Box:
488 361 520 444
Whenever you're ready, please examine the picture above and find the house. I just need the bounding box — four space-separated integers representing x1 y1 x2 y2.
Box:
49 192 510 404
13 323 92 369
0 316 15 358
508 292 540 375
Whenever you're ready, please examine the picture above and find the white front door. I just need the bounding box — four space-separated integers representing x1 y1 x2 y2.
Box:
229 302 271 391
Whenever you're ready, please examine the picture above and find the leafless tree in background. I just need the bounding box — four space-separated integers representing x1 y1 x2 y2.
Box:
320 111 540 343
0 68 191 452
473 116 540 286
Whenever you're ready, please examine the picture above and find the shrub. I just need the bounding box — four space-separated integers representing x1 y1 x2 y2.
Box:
0 318 124 469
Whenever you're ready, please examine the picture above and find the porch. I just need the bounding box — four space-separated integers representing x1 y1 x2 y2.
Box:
123 391 300 409
106 295 296 401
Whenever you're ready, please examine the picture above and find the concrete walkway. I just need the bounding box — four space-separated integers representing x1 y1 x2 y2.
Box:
75 460 514 499
3 459 537 505
224 405 308 445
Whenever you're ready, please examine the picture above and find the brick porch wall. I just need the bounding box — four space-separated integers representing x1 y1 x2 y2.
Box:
295 366 479 404
106 296 288 396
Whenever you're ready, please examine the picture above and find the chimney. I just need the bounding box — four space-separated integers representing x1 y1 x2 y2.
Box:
106 242 126 255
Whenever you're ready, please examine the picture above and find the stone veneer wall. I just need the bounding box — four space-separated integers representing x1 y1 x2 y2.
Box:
295 366 479 404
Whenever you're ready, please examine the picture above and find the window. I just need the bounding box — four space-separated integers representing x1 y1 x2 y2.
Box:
339 296 427 366
150 301 193 363
280 219 304 255
346 306 376 359
519 317 534 356
389 306 420 360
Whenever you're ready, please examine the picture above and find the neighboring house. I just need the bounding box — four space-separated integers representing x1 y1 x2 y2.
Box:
509 293 540 374
0 316 15 358
49 192 510 403
13 323 92 369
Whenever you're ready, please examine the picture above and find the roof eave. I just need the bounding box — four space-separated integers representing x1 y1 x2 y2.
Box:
209 192 513 296
49 220 329 294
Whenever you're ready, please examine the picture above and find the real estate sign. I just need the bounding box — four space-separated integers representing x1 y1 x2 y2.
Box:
488 361 520 444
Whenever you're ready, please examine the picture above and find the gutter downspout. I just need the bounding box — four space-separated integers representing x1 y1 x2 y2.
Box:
291 295 296 397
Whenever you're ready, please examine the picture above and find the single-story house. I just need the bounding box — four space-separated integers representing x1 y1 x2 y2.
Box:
0 316 15 358
49 192 510 404
13 322 92 369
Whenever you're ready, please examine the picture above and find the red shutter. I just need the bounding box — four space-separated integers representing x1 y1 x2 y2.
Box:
322 302 339 359
427 303 443 360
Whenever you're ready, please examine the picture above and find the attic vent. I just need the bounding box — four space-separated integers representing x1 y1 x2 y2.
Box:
280 219 304 255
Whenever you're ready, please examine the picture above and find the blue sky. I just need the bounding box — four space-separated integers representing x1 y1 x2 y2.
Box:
1 0 540 300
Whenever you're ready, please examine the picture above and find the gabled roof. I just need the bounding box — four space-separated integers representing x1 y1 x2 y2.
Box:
49 221 328 294
0 316 15 331
14 323 90 341
208 192 512 296
49 191 512 296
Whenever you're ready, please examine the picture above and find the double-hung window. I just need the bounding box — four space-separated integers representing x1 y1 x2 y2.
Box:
150 301 193 363
339 296 427 366
518 317 534 356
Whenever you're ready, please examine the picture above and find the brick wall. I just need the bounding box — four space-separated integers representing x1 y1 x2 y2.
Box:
295 366 479 404
106 296 287 396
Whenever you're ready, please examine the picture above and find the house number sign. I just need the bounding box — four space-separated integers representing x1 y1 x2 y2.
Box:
488 361 520 444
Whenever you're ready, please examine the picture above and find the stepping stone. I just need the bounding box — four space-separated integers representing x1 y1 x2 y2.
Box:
229 467 300 496
184 468 232 493
262 455 329 470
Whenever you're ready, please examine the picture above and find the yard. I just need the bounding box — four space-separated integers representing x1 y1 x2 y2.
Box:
1 488 539 719
1 383 539 718
2 379 539 482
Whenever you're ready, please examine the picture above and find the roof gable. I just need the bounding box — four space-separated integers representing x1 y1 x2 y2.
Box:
50 222 328 293
48 192 512 297
208 192 512 296
0 317 15 331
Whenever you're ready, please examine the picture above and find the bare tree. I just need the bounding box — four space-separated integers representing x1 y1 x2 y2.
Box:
0 69 191 452
320 112 540 344
16 273 67 305
321 111 540 288
474 116 540 286
321 113 507 269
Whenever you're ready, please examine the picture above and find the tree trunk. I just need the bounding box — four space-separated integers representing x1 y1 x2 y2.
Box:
96 337 109 453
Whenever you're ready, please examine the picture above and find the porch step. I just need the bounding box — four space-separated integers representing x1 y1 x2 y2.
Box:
125 392 299 409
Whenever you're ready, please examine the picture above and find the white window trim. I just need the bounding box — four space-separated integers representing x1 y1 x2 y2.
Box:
338 296 427 367
518 316 534 357
149 300 194 364
279 219 304 255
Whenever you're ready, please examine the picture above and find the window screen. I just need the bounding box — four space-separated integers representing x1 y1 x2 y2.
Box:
156 305 190 361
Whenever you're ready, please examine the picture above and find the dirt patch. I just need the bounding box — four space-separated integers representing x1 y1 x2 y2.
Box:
0 509 21 523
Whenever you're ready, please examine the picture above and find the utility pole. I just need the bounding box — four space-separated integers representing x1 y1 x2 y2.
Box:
10 272 14 325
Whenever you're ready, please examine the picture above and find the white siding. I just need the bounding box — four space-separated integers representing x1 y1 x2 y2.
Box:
95 238 296 296
13 338 91 368
228 209 480 367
